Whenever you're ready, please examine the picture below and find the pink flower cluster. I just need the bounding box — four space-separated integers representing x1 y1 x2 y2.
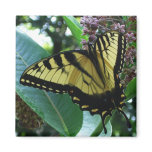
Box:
111 23 125 33
121 65 136 86
125 46 136 65
80 16 136 85
80 16 126 45
125 32 136 43
80 16 99 43
80 16 109 49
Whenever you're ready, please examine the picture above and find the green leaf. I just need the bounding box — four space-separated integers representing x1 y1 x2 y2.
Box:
125 77 136 101
63 16 88 47
16 30 83 136
122 16 128 21
77 111 112 137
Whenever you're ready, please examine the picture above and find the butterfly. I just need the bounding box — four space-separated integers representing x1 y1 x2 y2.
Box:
20 31 131 134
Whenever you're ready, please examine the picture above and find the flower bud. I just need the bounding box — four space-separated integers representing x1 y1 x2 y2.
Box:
89 35 96 42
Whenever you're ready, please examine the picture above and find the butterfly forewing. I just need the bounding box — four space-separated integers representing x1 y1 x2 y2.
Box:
96 31 126 75
20 50 104 94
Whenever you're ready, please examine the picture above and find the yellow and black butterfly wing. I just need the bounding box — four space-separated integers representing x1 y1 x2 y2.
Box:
95 31 126 75
20 31 130 133
93 31 131 130
94 31 126 102
20 50 102 93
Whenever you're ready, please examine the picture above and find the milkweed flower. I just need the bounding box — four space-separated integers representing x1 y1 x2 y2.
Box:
111 23 125 33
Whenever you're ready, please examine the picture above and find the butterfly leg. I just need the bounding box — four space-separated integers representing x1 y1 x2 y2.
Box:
100 115 107 134
118 108 132 128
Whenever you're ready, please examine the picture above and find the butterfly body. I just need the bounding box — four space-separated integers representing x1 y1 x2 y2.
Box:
20 31 131 134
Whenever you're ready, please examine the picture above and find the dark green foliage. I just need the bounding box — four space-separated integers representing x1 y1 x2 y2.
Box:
16 16 78 54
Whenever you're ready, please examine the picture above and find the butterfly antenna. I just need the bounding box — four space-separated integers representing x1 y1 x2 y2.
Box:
118 109 132 128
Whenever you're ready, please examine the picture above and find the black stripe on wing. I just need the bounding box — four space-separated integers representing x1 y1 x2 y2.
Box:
43 58 52 70
114 33 126 73
64 52 94 80
54 54 64 67
104 34 110 46
89 43 106 86
95 38 106 74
